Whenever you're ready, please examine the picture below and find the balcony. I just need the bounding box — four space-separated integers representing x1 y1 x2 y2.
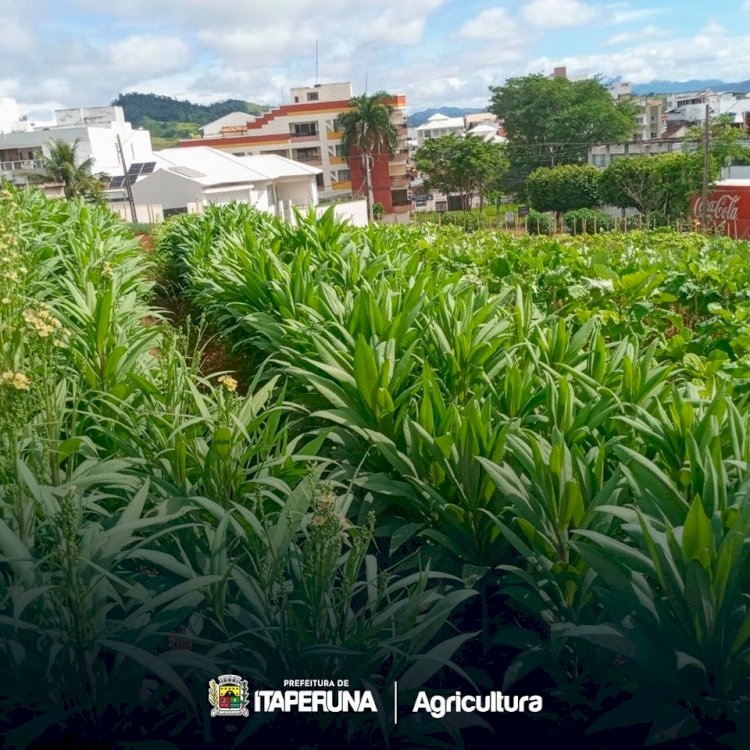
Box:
290 132 320 142
0 158 45 174
331 180 352 191
390 175 411 189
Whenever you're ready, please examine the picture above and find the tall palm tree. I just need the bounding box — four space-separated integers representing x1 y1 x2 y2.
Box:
339 91 399 223
39 139 106 201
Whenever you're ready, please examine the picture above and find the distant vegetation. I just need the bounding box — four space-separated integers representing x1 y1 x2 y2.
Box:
112 92 268 147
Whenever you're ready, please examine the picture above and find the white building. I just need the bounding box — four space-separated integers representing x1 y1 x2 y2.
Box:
415 113 466 146
130 146 322 219
665 90 743 124
0 102 153 185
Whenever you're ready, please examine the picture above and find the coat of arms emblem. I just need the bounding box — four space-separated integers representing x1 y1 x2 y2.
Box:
208 674 250 717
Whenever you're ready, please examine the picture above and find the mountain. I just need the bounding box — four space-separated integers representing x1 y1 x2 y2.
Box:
408 107 486 128
112 92 268 148
113 92 267 128
631 79 750 95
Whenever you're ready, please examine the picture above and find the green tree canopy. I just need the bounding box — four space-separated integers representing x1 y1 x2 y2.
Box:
488 74 637 194
598 152 703 218
414 134 509 211
526 164 602 213
685 114 750 175
38 139 106 201
339 91 399 222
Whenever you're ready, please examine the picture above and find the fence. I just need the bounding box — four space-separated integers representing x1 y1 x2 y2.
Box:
412 210 717 236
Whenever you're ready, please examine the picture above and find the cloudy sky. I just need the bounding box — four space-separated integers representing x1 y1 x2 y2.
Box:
3 0 750 117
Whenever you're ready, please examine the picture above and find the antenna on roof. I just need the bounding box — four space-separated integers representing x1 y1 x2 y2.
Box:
315 39 319 85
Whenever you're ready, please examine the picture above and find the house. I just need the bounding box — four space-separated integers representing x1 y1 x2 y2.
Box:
415 113 466 146
129 146 321 218
177 82 411 217
0 101 153 185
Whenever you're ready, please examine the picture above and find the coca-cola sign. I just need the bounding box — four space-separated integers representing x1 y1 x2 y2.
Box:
691 186 750 239
693 194 740 222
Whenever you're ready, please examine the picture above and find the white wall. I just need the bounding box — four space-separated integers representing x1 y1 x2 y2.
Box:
131 170 203 211
276 176 318 208
0 97 20 134
316 199 368 226
109 202 164 224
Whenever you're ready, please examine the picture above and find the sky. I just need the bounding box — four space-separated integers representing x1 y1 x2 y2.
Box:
2 0 750 118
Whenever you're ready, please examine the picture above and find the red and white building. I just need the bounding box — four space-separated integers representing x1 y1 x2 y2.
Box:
179 82 411 218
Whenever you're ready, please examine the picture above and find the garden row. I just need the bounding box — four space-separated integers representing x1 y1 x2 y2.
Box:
2 192 750 747
153 203 750 747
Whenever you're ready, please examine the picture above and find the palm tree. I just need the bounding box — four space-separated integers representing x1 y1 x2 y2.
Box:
339 91 399 223
39 139 106 201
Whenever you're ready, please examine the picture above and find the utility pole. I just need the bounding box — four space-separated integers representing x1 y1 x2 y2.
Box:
116 135 137 223
700 103 711 229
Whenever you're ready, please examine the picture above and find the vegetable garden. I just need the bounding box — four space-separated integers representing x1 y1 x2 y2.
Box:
2 190 750 748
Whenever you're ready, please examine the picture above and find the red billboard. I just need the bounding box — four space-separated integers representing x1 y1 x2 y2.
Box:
690 184 750 239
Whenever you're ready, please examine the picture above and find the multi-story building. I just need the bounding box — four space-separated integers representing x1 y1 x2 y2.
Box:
178 82 410 216
631 97 666 140
0 101 153 185
665 90 743 124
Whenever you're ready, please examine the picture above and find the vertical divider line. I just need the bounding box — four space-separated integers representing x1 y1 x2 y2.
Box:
393 680 398 725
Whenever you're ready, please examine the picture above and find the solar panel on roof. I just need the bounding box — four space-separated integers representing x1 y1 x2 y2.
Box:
127 163 141 175
109 176 125 189
141 162 155 174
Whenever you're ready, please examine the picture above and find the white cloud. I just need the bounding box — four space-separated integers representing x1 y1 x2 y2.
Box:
605 25 668 45
521 0 600 28
528 23 750 85
457 7 519 40
608 4 663 24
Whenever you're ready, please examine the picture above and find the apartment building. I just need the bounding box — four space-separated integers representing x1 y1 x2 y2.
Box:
0 101 153 185
178 82 410 215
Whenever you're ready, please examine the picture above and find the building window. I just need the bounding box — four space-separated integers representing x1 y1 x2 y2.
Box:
316 173 325 188
294 147 320 162
332 117 345 132
291 122 318 137
267 185 276 206
337 169 351 182
307 91 319 101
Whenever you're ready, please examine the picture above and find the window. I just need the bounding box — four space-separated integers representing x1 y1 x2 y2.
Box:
334 144 347 157
332 117 345 132
307 91 319 101
291 122 318 137
316 173 324 188
266 185 276 206
294 147 320 161
337 169 351 182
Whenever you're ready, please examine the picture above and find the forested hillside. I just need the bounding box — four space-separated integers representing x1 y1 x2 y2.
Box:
111 92 268 147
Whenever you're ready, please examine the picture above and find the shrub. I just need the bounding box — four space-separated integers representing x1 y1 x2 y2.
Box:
564 208 615 235
526 209 552 234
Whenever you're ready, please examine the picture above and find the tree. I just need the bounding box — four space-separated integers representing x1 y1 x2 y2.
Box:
339 91 399 223
598 152 703 218
38 139 107 201
526 164 601 214
685 114 750 176
488 74 637 194
414 134 509 211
